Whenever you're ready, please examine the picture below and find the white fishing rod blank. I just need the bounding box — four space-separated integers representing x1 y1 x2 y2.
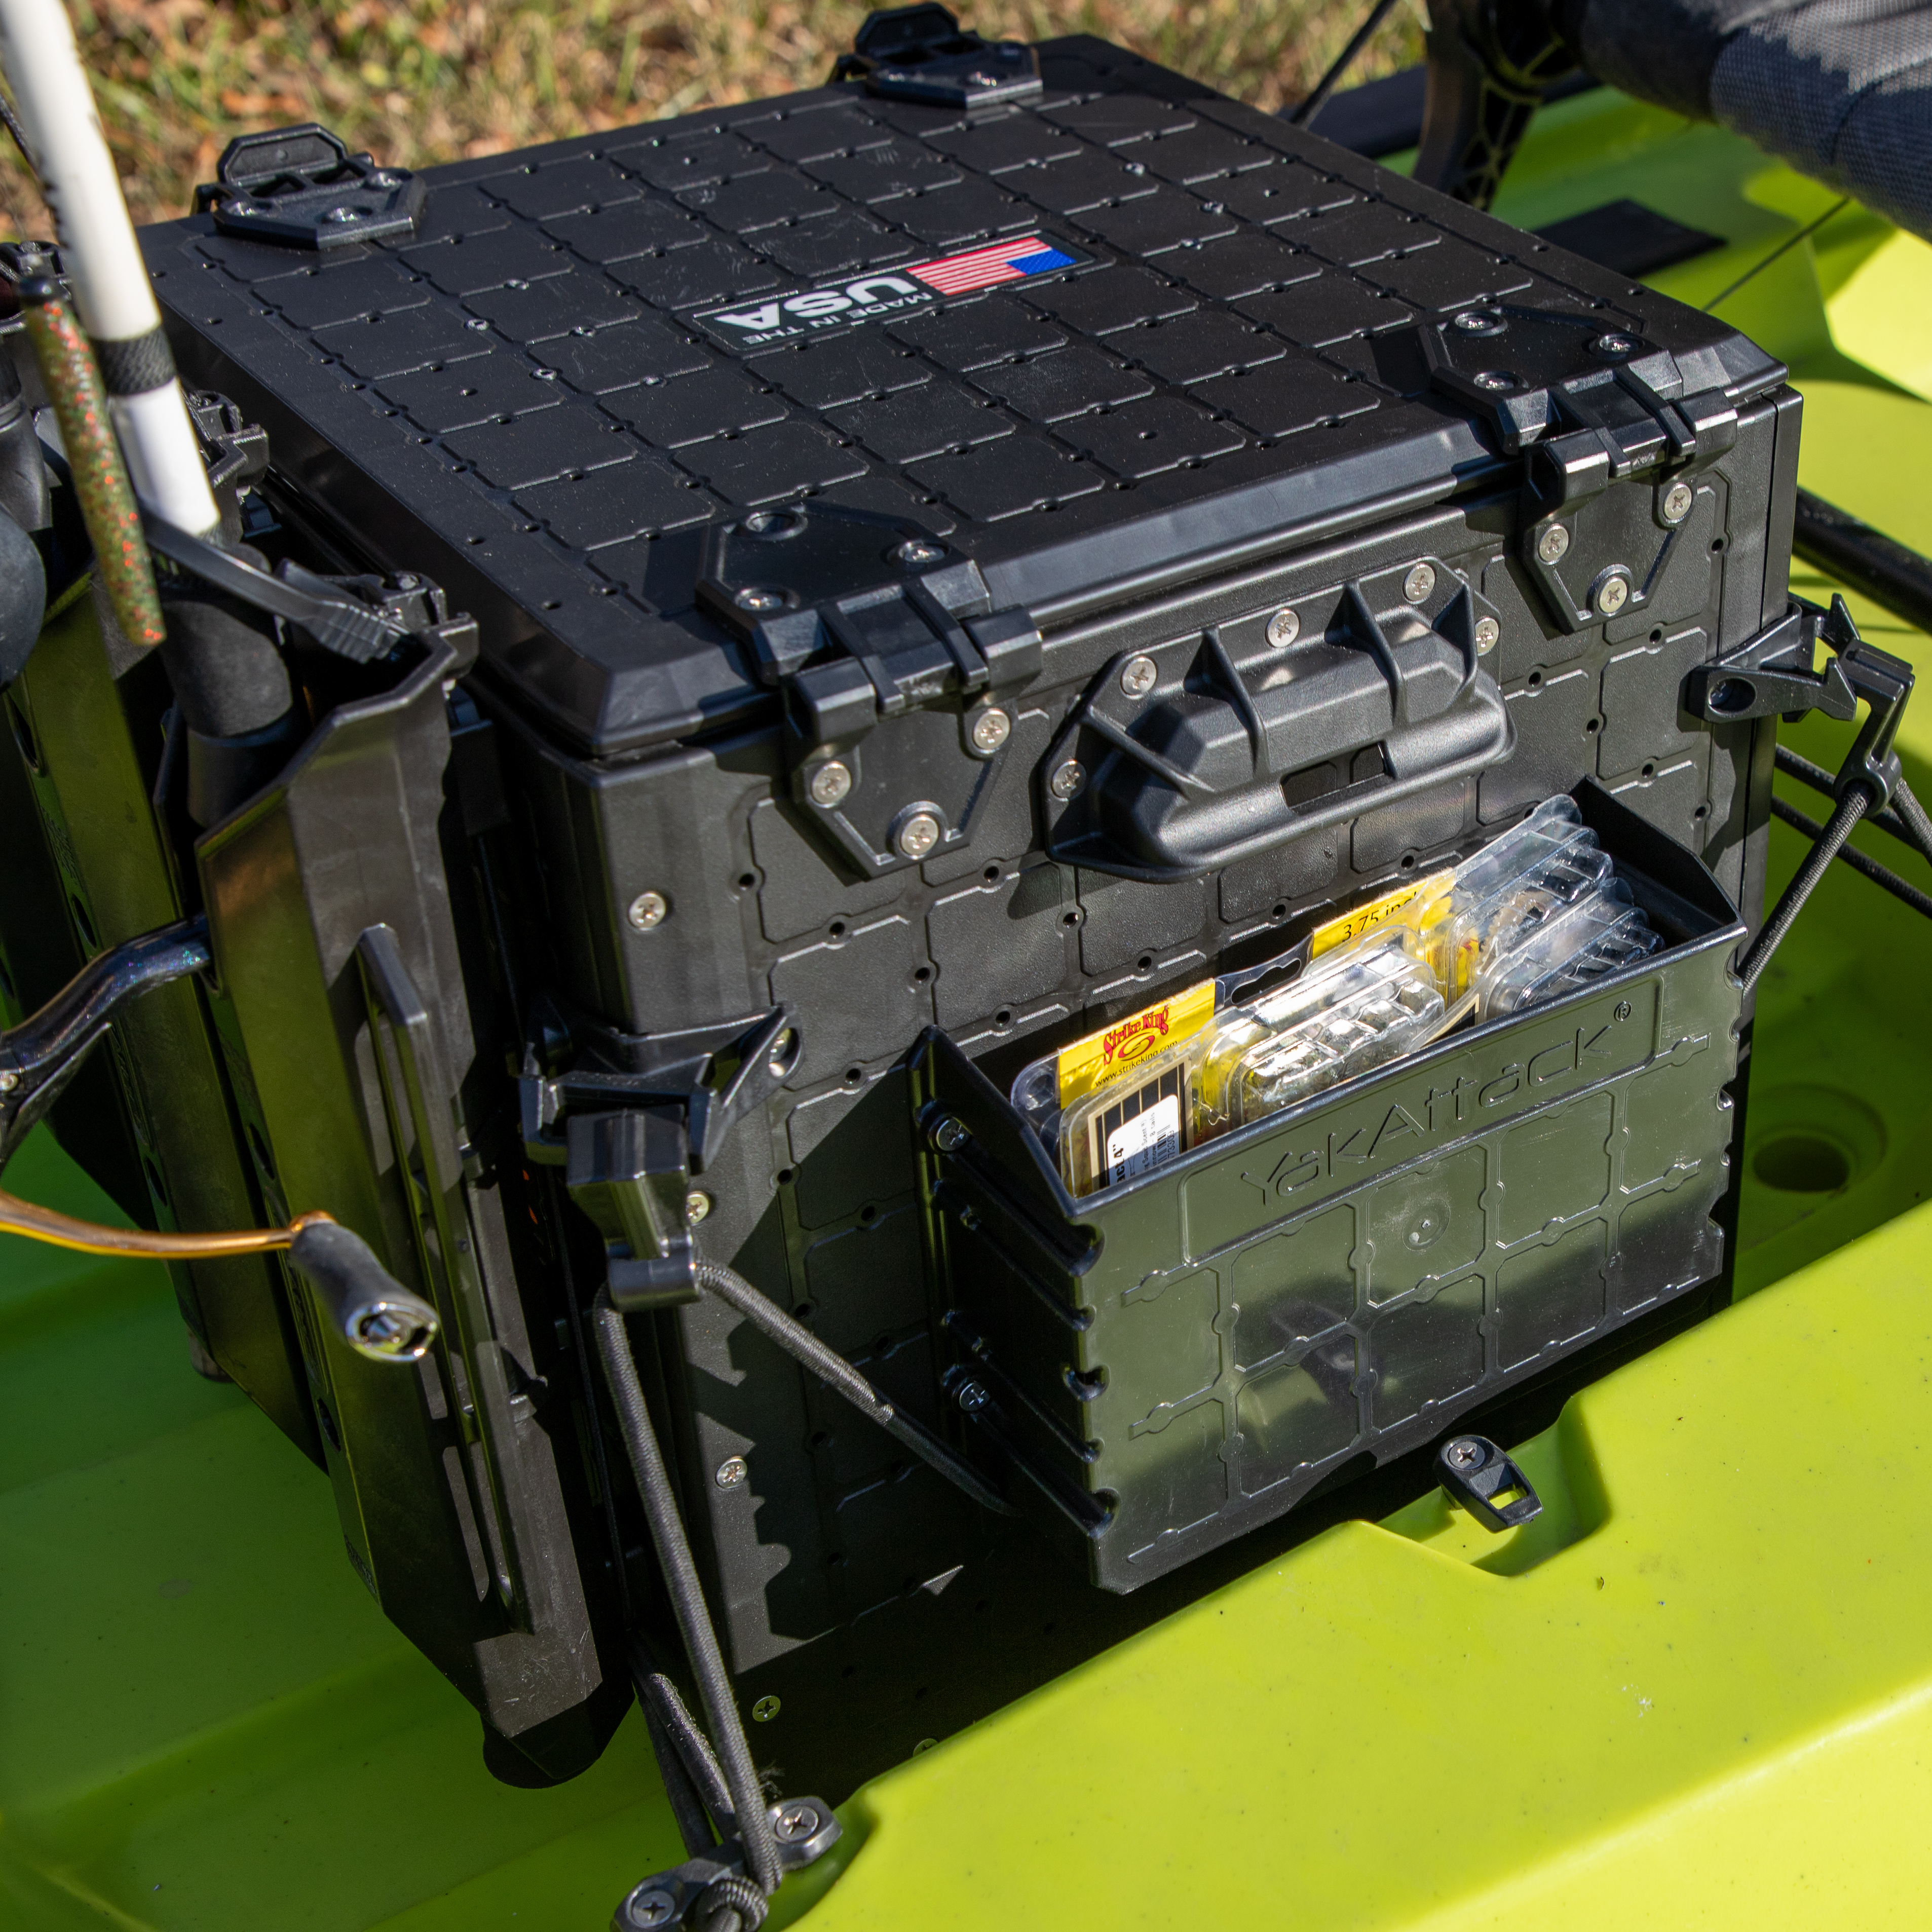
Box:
0 0 218 536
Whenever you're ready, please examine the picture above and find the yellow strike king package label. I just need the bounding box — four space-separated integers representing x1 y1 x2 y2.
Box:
1309 867 1457 960
1056 979 1217 1110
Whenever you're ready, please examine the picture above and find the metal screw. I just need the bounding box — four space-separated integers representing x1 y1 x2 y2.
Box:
1119 654 1158 697
774 1802 822 1842
1266 606 1300 648
896 811 941 860
1661 480 1694 525
393 573 419 590
734 585 786 613
624 1888 677 1929
752 1694 782 1722
931 1115 970 1154
324 206 361 223
968 707 1011 754
1473 370 1517 392
808 762 852 808
1403 562 1436 603
0 1070 18 1093
1049 760 1085 802
715 1455 748 1489
687 1189 711 1225
957 1380 989 1413
1444 1437 1485 1470
1594 571 1632 617
1536 523 1571 565
1594 332 1638 356
627 891 667 931
1453 309 1489 331
895 539 944 565
1473 616 1500 655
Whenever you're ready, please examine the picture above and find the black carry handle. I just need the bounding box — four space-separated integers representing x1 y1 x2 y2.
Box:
288 1218 440 1362
1043 589 1514 883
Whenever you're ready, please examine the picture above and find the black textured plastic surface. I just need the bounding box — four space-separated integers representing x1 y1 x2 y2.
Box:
142 39 1781 757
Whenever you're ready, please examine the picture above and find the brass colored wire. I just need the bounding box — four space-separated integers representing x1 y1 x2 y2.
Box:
17 276 166 649
0 1190 334 1259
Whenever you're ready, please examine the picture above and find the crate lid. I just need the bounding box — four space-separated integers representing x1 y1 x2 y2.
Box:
142 37 1786 756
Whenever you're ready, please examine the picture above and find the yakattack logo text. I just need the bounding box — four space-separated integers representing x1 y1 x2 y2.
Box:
691 234 1087 351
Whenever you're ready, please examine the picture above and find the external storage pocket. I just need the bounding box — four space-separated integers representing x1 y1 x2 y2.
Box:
910 784 1747 1590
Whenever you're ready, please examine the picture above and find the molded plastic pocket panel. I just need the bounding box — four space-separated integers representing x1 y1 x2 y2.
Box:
913 786 1746 1590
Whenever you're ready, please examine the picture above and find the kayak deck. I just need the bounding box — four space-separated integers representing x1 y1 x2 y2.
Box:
5 82 1932 1932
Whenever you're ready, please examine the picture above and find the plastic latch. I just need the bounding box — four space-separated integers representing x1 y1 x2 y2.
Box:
833 3 1042 108
193 124 426 250
696 500 1040 878
1436 1433 1542 1532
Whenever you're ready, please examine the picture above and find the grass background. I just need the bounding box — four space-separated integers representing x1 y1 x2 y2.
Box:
0 0 1422 235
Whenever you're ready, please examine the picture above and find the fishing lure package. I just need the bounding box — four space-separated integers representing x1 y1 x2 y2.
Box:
1013 791 1675 1198
0 10 1796 1791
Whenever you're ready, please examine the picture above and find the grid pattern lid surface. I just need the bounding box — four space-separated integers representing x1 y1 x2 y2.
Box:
144 37 1784 754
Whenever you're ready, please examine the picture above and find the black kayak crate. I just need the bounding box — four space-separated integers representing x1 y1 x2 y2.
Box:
911 785 1745 1587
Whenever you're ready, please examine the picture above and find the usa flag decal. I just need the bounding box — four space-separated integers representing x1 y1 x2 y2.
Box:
691 233 1088 351
907 235 1083 295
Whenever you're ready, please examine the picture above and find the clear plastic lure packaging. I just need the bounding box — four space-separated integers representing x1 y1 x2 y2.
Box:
1428 797 1615 994
1475 886 1663 1015
1198 928 1447 1135
1010 979 1221 1198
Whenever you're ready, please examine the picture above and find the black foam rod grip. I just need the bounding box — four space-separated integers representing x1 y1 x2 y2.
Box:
288 1219 440 1362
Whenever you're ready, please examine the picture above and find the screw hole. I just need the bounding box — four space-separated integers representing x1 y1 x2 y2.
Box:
1650 627 1663 642
775 1167 795 1187
1270 900 1289 920
859 1203 878 1225
737 871 758 889
1135 952 1154 972
913 964 932 984
1398 853 1416 870
844 1066 864 1087
794 1300 816 1322
1585 716 1601 734
1526 669 1544 689
1694 803 1710 820
994 1007 1013 1027
1641 762 1657 779
827 919 847 940
1061 910 1079 928
1711 538 1726 552
983 863 1002 883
